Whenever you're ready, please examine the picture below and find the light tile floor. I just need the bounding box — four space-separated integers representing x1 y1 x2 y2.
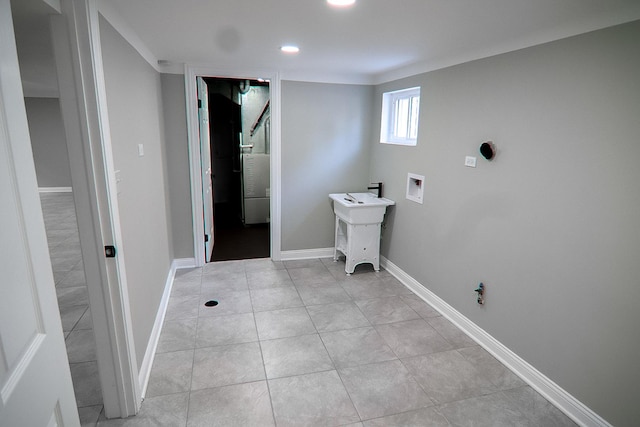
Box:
96 257 577 427
41 193 103 426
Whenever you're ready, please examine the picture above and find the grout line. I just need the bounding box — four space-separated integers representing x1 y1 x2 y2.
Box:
264 366 338 383
332 358 363 422
248 263 279 427
184 265 203 426
290 260 362 422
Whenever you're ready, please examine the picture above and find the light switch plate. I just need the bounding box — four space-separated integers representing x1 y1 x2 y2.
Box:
114 170 122 195
465 156 477 168
138 144 144 157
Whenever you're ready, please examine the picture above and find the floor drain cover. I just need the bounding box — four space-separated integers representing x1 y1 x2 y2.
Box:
204 300 219 307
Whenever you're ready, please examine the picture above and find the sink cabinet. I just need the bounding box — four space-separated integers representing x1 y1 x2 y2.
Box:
334 217 384 274
329 193 394 274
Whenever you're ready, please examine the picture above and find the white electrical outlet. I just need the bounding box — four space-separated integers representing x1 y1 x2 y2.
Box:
465 156 477 168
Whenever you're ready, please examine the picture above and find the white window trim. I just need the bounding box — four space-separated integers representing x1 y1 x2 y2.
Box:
380 86 420 146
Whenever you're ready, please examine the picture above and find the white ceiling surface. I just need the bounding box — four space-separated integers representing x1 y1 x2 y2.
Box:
106 0 640 84
11 0 640 94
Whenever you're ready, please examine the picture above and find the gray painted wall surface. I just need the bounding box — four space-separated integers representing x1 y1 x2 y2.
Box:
281 81 374 251
24 97 72 188
157 79 375 256
368 21 640 426
100 17 173 369
160 74 194 259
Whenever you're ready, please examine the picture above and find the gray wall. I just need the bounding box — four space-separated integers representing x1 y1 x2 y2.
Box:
100 17 173 369
160 74 194 259
24 97 72 188
368 21 640 426
281 81 374 251
156 79 376 256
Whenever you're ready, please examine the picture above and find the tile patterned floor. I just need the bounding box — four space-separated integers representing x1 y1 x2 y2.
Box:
94 257 577 427
41 193 103 426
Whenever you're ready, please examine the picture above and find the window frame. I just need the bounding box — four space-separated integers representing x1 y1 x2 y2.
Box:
380 86 421 146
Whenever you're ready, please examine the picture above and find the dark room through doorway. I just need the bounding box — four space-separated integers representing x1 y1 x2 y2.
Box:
204 77 271 261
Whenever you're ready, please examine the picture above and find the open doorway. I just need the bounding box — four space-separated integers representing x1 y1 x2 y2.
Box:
186 66 281 266
204 77 271 262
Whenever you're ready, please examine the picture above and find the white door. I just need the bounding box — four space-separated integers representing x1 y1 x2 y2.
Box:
0 0 79 424
197 76 214 261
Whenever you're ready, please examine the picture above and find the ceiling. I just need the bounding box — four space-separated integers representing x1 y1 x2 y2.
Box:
106 0 640 83
11 0 640 91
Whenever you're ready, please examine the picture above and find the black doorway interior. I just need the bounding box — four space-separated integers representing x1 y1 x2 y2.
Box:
205 77 270 262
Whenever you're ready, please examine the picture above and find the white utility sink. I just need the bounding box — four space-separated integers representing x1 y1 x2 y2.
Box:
329 192 395 274
329 192 395 225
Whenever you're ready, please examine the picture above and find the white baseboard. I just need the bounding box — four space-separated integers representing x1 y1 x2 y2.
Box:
137 259 180 397
173 257 197 270
39 186 72 193
280 247 334 261
380 256 610 427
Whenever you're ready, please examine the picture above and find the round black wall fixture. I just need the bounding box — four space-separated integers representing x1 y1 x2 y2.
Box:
480 141 495 160
204 300 219 307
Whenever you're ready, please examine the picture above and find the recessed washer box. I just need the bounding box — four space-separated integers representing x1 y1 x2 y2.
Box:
406 173 425 204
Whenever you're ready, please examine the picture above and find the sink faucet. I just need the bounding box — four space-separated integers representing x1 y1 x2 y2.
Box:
368 182 383 198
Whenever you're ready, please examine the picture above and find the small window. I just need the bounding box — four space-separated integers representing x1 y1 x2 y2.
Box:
380 87 420 146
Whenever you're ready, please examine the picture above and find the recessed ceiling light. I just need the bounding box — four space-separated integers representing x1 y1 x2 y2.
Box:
280 45 300 54
327 0 356 7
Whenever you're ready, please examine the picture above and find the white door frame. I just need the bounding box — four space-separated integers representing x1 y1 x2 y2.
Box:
51 0 140 418
185 66 282 265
